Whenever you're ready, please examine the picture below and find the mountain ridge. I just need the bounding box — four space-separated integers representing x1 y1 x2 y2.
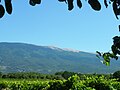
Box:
0 42 93 55
0 42 120 74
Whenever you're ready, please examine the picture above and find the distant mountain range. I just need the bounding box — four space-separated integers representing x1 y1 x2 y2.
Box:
0 42 120 74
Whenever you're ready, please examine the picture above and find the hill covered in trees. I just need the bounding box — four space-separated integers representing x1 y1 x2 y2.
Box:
0 42 120 74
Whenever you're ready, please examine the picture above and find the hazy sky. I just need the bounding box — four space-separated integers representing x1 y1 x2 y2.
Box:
0 0 120 52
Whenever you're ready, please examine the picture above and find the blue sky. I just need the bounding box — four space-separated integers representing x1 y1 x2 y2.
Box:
0 0 120 52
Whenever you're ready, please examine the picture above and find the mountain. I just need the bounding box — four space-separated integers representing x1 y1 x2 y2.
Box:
0 42 120 74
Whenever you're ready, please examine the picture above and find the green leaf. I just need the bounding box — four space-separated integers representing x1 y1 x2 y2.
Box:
105 61 110 66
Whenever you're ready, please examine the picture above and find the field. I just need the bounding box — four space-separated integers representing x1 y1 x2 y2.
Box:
0 74 120 90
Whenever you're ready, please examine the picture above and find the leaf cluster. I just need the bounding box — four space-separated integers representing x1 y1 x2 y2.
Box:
0 0 12 18
58 0 107 11
112 0 120 19
97 52 118 66
0 0 120 19
58 0 120 19
96 36 120 66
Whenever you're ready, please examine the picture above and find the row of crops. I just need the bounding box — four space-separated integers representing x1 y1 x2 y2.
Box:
0 74 120 90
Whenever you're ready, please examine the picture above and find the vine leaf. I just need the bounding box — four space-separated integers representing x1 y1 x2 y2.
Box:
119 25 120 32
33 0 41 4
112 0 119 19
29 0 41 6
111 45 117 55
0 5 5 18
67 0 74 11
96 51 101 56
104 0 108 8
29 0 36 6
4 0 12 14
58 0 67 3
77 0 82 9
88 0 101 11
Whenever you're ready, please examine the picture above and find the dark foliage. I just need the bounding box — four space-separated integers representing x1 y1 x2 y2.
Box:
55 71 82 79
0 0 119 19
112 0 120 19
0 4 5 18
104 0 108 8
29 0 41 6
1 72 64 80
77 0 82 9
88 0 101 11
5 0 12 14
58 0 67 3
113 70 120 81
0 0 13 18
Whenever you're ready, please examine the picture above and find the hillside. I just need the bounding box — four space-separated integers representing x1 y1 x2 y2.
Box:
0 42 120 74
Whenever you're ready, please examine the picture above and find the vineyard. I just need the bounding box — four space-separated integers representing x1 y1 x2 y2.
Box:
0 74 120 90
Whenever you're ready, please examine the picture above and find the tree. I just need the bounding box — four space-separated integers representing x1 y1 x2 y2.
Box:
113 70 120 81
0 0 120 65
